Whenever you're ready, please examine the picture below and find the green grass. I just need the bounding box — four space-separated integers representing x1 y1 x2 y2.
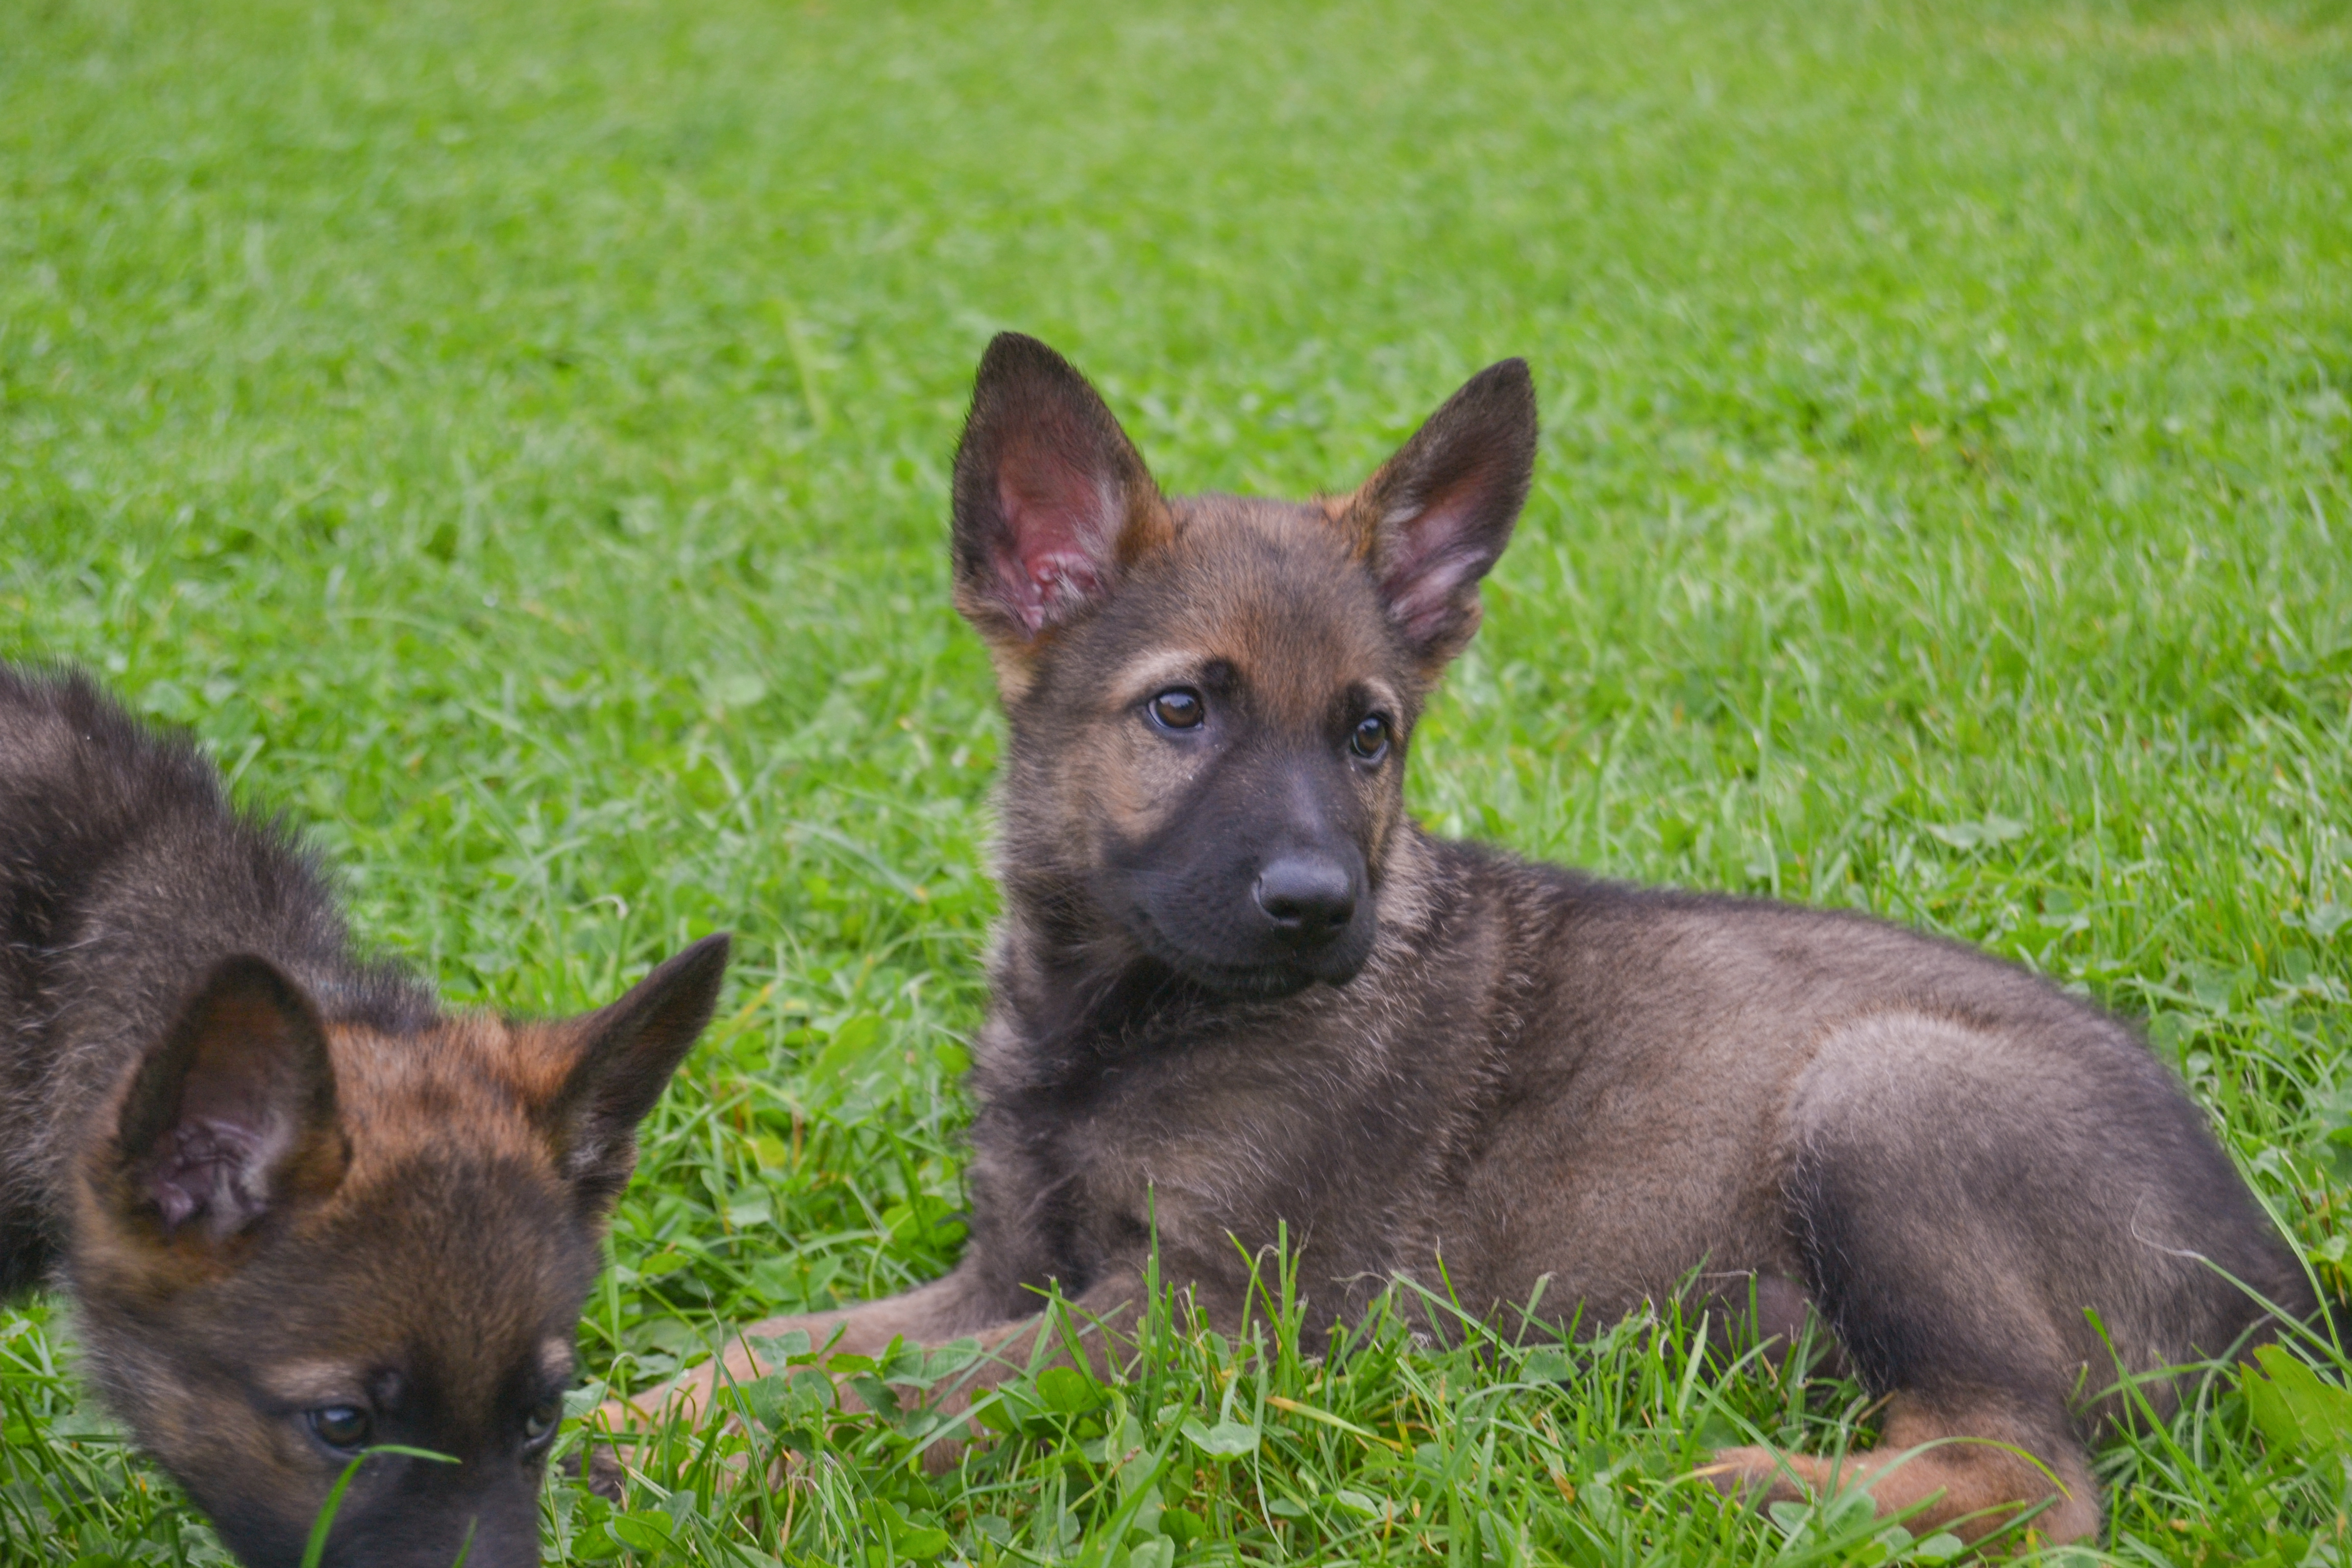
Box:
4 0 2351 1561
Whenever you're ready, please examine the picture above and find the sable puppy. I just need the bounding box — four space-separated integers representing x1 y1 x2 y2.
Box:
643 336 2308 1543
0 664 728 1568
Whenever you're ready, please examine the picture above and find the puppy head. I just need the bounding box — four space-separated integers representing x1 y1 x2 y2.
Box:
66 936 729 1567
950 335 1536 995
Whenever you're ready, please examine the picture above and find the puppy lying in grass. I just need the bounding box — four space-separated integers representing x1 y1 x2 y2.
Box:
0 663 728 1568
619 336 2311 1545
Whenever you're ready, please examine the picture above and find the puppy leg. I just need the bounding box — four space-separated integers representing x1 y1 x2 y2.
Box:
1709 1390 2097 1544
1709 1013 2125 1545
594 1268 999 1441
1707 1271 1851 1381
589 1269 1148 1483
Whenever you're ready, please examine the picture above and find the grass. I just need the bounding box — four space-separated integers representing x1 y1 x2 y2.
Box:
3 0 2350 1560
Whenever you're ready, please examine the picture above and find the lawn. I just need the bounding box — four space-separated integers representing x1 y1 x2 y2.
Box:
4 0 2350 1561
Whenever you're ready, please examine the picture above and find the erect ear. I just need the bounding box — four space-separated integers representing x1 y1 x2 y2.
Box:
111 956 347 1247
538 933 730 1216
1337 359 1538 675
950 333 1171 679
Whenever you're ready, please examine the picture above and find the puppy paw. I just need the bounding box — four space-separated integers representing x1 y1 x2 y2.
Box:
576 1442 628 1503
1697 1444 1821 1505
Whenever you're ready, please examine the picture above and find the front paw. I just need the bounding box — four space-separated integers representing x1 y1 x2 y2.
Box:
575 1441 627 1503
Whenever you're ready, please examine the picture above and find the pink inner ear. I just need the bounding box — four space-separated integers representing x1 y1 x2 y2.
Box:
122 972 321 1242
989 448 1120 633
143 1114 281 1239
1379 480 1498 644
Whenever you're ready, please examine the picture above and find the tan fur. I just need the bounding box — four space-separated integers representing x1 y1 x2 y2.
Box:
1709 1394 2102 1545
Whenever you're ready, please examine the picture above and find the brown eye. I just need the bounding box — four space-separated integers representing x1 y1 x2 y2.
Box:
1148 688 1204 730
524 1395 561 1446
308 1405 373 1452
1350 714 1390 761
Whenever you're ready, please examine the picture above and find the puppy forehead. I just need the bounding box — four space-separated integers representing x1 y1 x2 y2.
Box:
225 1148 587 1340
323 1014 592 1186
1108 642 1403 721
255 1359 372 1406
241 1251 578 1380
247 1336 574 1429
1101 504 1402 713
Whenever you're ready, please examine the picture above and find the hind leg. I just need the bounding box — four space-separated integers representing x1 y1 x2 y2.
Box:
1711 1012 2124 1544
1709 1389 2097 1544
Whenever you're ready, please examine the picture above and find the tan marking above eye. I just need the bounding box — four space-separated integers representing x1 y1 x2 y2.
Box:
255 1360 371 1408
1109 649 1215 710
1355 680 1405 722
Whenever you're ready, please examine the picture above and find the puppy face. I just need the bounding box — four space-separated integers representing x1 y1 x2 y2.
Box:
67 937 730 1567
85 1142 589 1568
1017 501 1416 995
946 335 1536 996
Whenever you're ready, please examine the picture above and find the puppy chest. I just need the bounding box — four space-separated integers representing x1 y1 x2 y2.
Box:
1055 1088 1448 1279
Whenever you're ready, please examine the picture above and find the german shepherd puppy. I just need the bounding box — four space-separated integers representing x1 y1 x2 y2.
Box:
0 664 729 1567
636 335 2309 1542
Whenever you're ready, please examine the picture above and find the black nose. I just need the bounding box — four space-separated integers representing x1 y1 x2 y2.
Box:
1254 855 1357 943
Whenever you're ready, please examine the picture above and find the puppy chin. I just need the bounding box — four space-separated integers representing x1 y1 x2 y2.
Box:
1132 917 1376 999
1188 961 1320 1000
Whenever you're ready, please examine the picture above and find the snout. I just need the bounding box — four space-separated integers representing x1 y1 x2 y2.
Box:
316 1498 540 1568
1099 753 1381 997
1253 855 1359 948
210 1473 542 1568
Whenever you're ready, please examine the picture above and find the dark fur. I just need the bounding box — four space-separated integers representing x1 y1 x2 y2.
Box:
0 665 728 1567
640 336 2309 1542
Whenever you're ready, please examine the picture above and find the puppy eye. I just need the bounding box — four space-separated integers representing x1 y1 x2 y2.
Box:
524 1395 562 1447
308 1405 373 1452
1350 714 1391 761
1147 688 1204 731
